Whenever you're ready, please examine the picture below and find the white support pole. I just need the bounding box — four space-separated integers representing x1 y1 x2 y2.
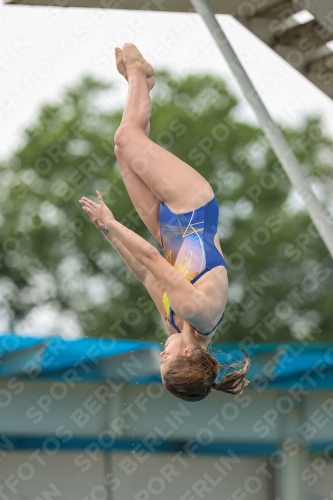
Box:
190 0 333 259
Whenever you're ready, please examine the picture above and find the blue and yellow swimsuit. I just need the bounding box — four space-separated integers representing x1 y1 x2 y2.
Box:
158 196 226 336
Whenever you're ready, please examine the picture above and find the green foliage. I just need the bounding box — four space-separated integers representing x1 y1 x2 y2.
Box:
1 71 332 342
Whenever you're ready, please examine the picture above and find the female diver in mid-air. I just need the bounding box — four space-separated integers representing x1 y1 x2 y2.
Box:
80 43 251 402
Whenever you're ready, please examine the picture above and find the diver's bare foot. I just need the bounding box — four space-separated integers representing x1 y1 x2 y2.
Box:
115 47 127 79
122 43 154 78
115 47 155 91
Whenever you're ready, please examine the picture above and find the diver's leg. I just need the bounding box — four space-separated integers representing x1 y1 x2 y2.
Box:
114 43 214 213
114 48 161 244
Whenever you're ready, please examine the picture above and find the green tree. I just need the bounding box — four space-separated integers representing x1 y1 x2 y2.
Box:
0 71 332 342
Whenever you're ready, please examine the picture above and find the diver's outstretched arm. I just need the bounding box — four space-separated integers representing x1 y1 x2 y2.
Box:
83 202 149 283
102 229 149 283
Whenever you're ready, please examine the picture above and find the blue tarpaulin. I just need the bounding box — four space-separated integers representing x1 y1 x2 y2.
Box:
0 334 332 389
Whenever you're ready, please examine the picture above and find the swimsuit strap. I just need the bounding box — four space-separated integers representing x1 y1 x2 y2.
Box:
189 312 225 336
169 305 181 333
190 260 226 285
167 301 225 336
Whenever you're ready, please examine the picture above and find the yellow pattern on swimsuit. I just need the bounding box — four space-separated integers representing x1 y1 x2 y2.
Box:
159 212 205 323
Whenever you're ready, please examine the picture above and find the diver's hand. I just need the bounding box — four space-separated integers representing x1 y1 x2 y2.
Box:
80 190 114 234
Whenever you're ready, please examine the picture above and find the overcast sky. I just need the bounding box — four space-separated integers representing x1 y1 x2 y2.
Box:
1 4 333 163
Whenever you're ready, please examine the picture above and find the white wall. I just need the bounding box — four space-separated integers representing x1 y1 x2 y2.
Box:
0 450 272 500
113 452 272 500
1 379 333 499
0 450 105 500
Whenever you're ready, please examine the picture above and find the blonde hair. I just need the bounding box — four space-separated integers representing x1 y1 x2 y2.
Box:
162 346 251 402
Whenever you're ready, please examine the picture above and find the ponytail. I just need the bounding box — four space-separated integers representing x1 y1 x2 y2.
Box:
211 348 251 394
